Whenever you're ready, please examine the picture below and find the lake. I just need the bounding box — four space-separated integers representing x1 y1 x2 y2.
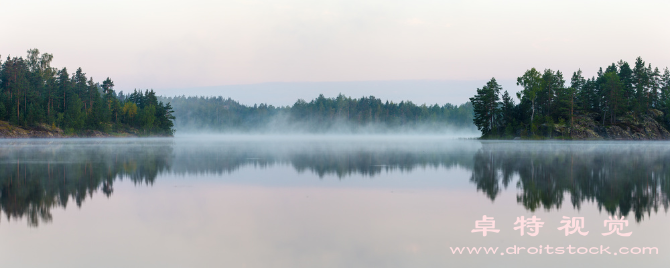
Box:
1 136 668 267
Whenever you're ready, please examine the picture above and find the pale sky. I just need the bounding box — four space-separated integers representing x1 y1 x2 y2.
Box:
2 0 669 105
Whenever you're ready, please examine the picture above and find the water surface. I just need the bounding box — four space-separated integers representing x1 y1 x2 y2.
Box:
1 137 668 267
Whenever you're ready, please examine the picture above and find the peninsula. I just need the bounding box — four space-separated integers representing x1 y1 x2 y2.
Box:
0 49 175 137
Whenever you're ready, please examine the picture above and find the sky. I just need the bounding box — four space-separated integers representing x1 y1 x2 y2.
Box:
2 0 669 105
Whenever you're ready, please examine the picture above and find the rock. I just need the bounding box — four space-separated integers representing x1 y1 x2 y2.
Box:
541 110 670 140
605 126 625 139
0 120 139 138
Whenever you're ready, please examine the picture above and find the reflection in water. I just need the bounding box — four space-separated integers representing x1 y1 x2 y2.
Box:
169 140 475 178
471 142 670 222
1 139 670 226
0 140 173 226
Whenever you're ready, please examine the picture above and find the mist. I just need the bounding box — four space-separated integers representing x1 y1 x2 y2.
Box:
173 113 480 136
161 94 479 136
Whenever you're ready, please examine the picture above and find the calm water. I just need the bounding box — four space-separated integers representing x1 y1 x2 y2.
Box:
1 136 669 267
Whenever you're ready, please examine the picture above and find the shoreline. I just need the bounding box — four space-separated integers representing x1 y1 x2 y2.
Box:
0 121 172 139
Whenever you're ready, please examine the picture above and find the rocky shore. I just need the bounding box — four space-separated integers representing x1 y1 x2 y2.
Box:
550 109 670 140
0 121 138 138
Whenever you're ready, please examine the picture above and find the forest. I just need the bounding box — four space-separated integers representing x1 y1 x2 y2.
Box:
0 49 175 136
160 94 474 133
470 57 670 138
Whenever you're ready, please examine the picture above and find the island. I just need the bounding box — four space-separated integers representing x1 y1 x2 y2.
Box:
470 57 670 139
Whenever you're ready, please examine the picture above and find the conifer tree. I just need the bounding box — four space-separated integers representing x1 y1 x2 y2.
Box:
470 78 501 137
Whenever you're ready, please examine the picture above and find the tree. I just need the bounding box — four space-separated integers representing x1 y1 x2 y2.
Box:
0 56 30 124
617 60 634 110
660 68 670 126
601 71 624 124
649 67 661 109
122 102 138 125
500 90 515 136
101 77 114 94
64 93 85 130
538 69 564 118
516 68 543 134
470 78 501 137
56 67 70 115
568 70 585 126
632 57 648 113
72 68 88 110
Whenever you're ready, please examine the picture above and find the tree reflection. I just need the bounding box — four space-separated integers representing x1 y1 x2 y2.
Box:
470 142 670 222
3 140 670 226
0 141 173 227
170 145 474 178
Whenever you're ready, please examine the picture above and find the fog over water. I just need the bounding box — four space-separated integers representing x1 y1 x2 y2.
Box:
162 93 477 135
1 137 669 267
172 122 481 135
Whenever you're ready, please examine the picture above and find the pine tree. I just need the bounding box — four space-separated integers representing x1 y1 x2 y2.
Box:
470 78 501 137
617 60 634 110
500 90 515 136
660 68 670 126
601 71 624 124
632 57 648 113
569 70 585 126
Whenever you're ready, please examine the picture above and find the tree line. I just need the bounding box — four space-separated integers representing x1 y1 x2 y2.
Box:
160 94 474 132
0 49 175 135
470 57 670 138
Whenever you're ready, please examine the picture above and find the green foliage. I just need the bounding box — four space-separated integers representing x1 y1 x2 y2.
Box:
0 49 175 136
64 93 85 129
469 78 501 137
600 71 624 125
472 57 670 139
